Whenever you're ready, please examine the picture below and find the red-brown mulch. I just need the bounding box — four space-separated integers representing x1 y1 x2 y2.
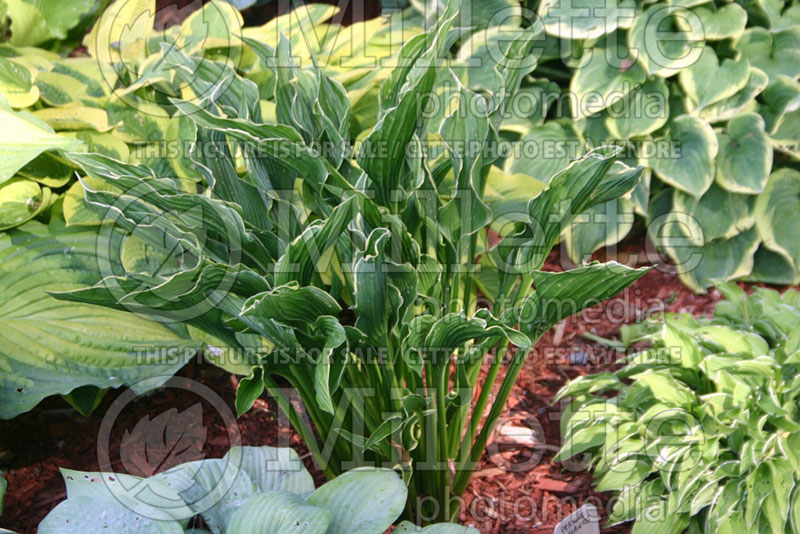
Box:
0 234 748 534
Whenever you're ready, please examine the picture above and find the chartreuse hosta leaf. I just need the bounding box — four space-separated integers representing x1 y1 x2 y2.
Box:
558 287 800 533
41 447 414 534
0 220 201 418
0 101 83 183
0 55 39 108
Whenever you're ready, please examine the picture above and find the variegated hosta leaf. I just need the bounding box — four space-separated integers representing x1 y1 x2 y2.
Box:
714 113 772 194
0 177 53 230
691 3 747 40
0 55 39 108
569 42 646 119
605 76 669 139
678 47 750 112
0 101 83 183
746 246 800 286
734 27 800 82
538 0 636 40
0 220 201 419
648 115 718 198
561 197 635 264
698 66 768 124
755 168 800 271
671 183 756 245
629 5 704 77
504 121 582 183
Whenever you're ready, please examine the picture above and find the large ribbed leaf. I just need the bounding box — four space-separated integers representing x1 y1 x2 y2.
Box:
223 446 315 497
519 261 650 339
395 521 480 533
306 469 407 534
0 221 200 419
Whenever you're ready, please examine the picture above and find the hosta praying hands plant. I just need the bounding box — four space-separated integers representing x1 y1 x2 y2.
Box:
54 0 648 523
38 446 478 534
556 284 800 533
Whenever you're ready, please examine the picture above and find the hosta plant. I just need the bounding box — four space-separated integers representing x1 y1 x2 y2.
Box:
556 283 800 533
38 445 478 534
49 0 649 523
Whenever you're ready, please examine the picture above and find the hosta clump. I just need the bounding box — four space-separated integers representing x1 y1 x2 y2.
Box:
556 284 800 533
56 0 648 523
37 445 477 534
417 0 800 289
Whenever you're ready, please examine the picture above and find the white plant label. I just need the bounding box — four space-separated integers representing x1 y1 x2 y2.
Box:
553 503 600 534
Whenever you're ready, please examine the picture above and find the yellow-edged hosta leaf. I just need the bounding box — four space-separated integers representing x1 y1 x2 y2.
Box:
0 56 39 108
32 106 112 132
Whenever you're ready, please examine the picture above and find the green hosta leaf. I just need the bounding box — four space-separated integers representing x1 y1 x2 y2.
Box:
520 261 649 339
648 115 718 198
395 521 480 533
630 5 704 77
605 77 669 139
0 472 5 516
595 458 651 492
570 43 646 119
735 27 800 82
746 246 800 285
227 491 330 534
678 47 750 111
61 385 106 416
538 0 636 39
692 4 747 40
755 168 800 270
306 469 407 534
504 121 581 183
0 104 83 183
714 113 772 194
0 178 53 230
0 56 38 108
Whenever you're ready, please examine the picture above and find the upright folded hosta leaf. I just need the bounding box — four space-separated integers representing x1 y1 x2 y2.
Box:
714 113 772 194
0 221 201 419
648 115 717 198
0 103 83 183
0 178 53 230
570 42 646 119
755 168 800 270
538 0 635 39
519 261 649 339
306 469 407 534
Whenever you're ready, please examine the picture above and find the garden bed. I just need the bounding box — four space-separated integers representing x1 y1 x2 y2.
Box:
0 237 730 534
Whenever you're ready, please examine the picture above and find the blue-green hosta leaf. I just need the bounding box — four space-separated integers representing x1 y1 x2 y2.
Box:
648 115 718 198
678 47 750 111
755 168 800 270
0 56 38 108
605 76 669 139
570 43 646 119
0 104 83 183
538 0 635 39
227 491 330 534
395 521 480 533
629 5 704 77
225 446 315 497
0 221 200 419
39 495 182 534
504 121 582 183
0 178 54 230
735 27 800 82
714 113 772 194
692 4 747 40
561 198 635 264
306 469 407 534
519 261 649 339
157 456 258 534
698 67 768 123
